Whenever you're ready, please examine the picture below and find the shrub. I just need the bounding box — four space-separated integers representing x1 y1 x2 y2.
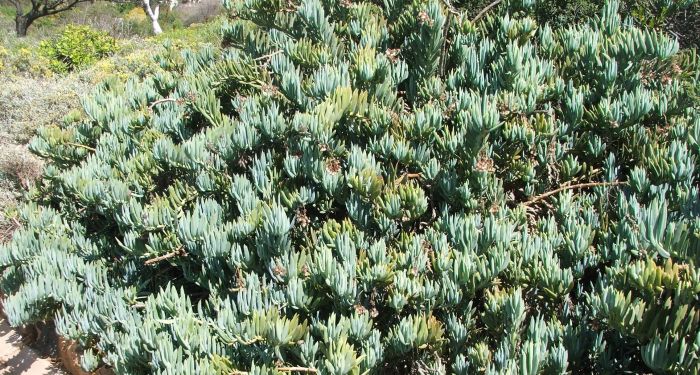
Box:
123 7 152 36
39 25 117 73
153 17 223 45
0 45 6 72
2 0 700 374
0 143 43 191
0 143 42 243
75 38 165 83
0 75 87 143
6 47 55 77
466 0 700 48
0 74 86 245
0 3 15 18
60 2 143 38
662 1 700 48
174 0 224 26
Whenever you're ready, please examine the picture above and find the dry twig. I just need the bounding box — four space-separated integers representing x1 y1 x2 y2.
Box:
394 172 422 185
254 50 283 61
148 97 179 110
65 142 96 152
231 367 318 375
472 0 502 23
522 181 627 207
277 368 318 373
144 246 186 265
441 0 459 15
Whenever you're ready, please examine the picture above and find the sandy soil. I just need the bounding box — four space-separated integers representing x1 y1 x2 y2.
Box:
0 318 65 375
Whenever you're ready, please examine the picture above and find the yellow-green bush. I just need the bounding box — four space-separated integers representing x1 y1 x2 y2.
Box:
11 47 54 77
79 45 161 83
123 7 152 35
152 16 223 46
39 25 117 73
0 45 6 72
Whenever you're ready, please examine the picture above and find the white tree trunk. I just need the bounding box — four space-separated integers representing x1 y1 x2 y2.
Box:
142 0 163 35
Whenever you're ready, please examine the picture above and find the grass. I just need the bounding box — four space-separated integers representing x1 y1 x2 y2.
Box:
152 15 224 45
0 4 15 18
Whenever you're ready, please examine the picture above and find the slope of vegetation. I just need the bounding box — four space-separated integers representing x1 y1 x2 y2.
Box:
1 0 699 374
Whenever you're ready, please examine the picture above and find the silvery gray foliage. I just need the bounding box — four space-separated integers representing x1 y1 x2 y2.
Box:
1 0 700 373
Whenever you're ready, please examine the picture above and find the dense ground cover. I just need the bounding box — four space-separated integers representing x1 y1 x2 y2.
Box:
1 0 700 374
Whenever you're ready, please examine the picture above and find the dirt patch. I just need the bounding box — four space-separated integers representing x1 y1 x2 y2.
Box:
0 318 66 375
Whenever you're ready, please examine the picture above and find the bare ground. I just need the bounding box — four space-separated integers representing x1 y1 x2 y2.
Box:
0 318 65 375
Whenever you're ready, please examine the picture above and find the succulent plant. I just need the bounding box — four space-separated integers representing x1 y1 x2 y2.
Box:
1 0 699 373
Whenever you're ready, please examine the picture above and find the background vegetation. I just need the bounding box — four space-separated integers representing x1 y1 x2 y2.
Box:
0 0 222 240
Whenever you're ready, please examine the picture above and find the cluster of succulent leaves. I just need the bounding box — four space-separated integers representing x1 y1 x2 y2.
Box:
2 0 700 373
39 25 118 73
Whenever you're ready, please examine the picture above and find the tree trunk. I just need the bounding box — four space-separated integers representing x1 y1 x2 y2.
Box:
14 14 30 37
142 0 163 35
151 17 163 34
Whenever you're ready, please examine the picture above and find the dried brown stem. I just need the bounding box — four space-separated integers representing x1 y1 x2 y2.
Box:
65 142 96 152
472 0 502 23
144 246 185 265
441 0 459 15
394 172 422 185
148 98 179 110
254 50 283 61
522 181 627 207
231 367 317 375
277 367 318 373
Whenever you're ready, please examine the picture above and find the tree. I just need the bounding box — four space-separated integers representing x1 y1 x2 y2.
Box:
7 0 93 36
5 0 179 37
139 0 177 35
113 0 183 35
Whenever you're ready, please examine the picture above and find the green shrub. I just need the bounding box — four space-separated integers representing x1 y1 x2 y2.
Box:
0 45 6 72
174 0 224 26
2 0 700 374
77 45 162 83
0 4 14 19
39 25 117 73
153 16 223 45
122 7 153 36
465 0 700 48
0 74 87 143
6 47 55 77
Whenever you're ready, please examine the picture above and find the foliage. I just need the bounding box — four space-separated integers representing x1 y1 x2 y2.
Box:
8 46 54 76
0 44 6 71
174 0 223 27
533 0 700 47
626 0 693 27
123 6 152 35
0 72 87 236
39 24 117 72
0 75 84 142
462 0 700 48
2 0 700 374
152 15 223 44
659 1 700 48
0 3 15 18
529 0 607 28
